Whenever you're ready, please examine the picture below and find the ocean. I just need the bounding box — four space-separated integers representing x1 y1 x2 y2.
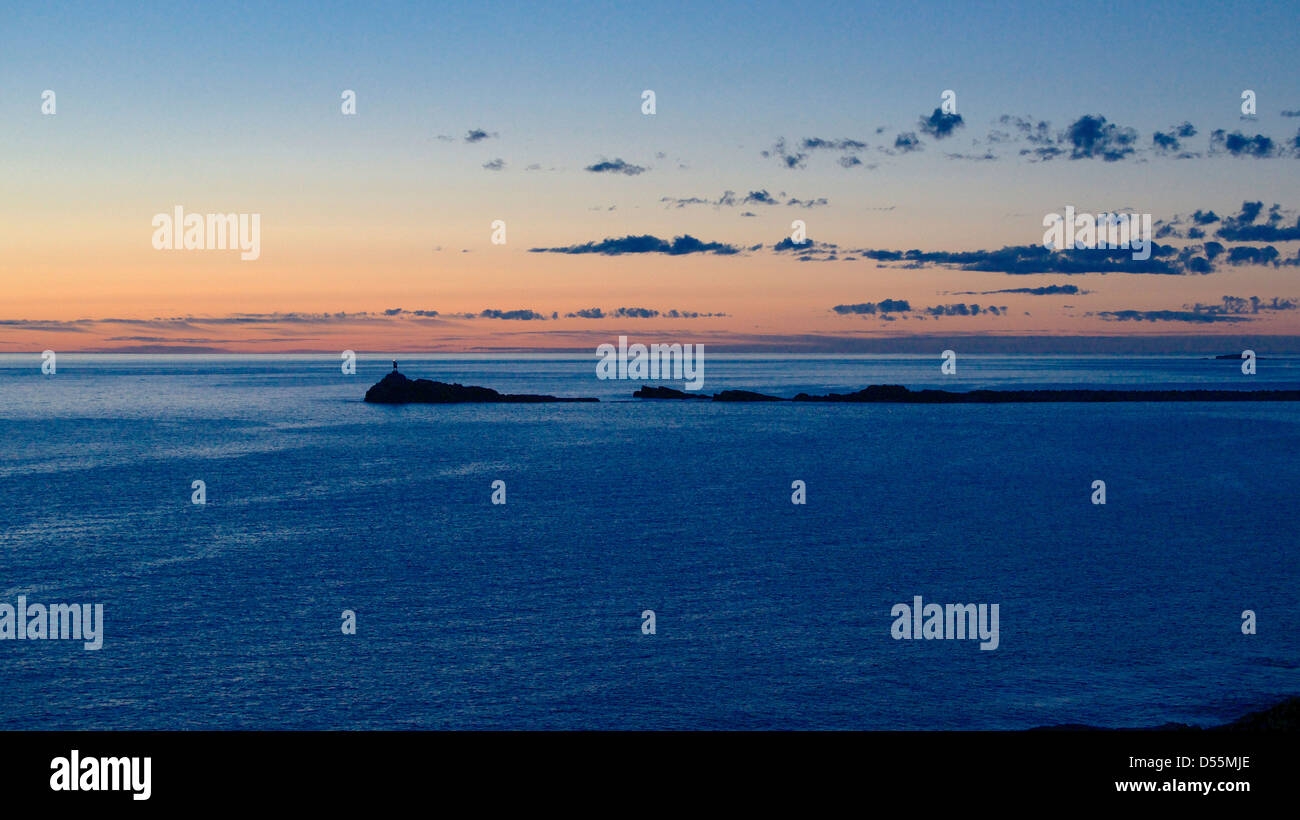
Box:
1 354 1297 729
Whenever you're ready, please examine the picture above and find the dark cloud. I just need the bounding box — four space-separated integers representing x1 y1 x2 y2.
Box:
664 309 727 318
464 129 497 143
476 309 547 320
1065 115 1138 161
482 158 505 171
1224 246 1281 266
1152 131 1180 151
953 285 1082 296
763 138 808 169
999 115 1055 146
774 237 817 252
925 303 1004 317
918 108 964 139
585 158 647 175
801 137 868 151
1215 295 1298 313
1095 310 1249 324
1094 295 1296 324
613 307 658 318
832 300 912 315
1210 129 1276 157
529 234 739 256
1216 200 1300 240
851 243 1202 275
831 300 1006 319
383 308 441 317
660 189 827 209
893 132 922 153
1154 121 1197 153
558 306 727 319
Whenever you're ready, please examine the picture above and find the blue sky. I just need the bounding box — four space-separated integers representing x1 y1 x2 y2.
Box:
3 0 1300 351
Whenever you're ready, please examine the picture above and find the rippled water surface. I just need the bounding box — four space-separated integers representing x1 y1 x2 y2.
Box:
1 354 1296 728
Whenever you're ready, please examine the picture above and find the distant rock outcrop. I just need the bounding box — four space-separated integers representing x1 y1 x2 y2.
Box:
634 383 1300 403
1030 695 1300 731
632 385 709 400
365 371 597 404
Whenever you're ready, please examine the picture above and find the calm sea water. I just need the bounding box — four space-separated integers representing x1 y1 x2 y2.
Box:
1 354 1297 729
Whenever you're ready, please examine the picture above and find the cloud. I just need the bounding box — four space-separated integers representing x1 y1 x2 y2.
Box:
924 303 1005 317
1095 310 1250 323
1224 245 1281 266
1213 295 1298 313
1093 296 1296 324
999 115 1055 146
762 138 808 169
892 132 922 153
585 158 647 175
1215 200 1300 240
952 285 1082 296
660 189 828 209
801 137 869 151
918 108 964 139
830 300 1007 319
774 237 822 252
832 300 912 315
482 158 505 171
464 129 497 143
529 234 740 255
562 306 726 319
848 243 1207 275
664 309 727 318
382 308 441 317
1153 121 1196 154
613 307 658 318
1209 129 1276 157
473 309 548 320
1064 114 1138 161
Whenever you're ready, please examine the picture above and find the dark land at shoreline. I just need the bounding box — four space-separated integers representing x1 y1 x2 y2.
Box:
634 384 1300 403
364 371 1300 404
1033 696 1300 731
364 371 598 403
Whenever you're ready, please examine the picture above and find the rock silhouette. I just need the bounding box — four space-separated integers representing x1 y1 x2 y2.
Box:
365 371 598 404
634 384 1300 403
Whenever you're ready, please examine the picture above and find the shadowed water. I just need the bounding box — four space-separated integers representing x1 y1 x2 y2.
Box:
1 354 1297 729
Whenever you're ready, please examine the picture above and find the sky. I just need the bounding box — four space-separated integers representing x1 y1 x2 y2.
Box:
3 0 1300 352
